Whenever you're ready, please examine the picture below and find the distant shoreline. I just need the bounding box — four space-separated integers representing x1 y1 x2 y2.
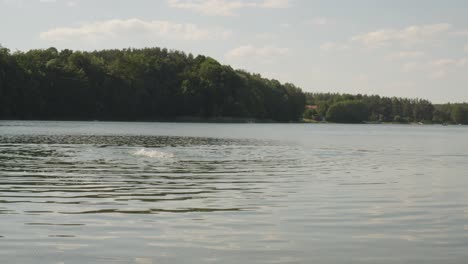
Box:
1 118 465 125
2 46 467 124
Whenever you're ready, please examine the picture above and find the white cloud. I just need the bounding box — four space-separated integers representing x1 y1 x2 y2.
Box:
402 62 424 72
403 57 468 80
402 62 448 79
430 58 468 68
321 23 468 83
39 0 77 6
430 70 447 79
261 0 290 8
457 58 468 67
1 0 25 7
255 32 278 40
430 58 458 67
305 17 333 26
404 58 467 71
320 41 349 52
351 23 452 47
167 0 290 16
225 45 289 61
167 0 252 16
354 74 369 83
40 18 231 42
451 30 468 36
3 0 78 6
387 51 425 60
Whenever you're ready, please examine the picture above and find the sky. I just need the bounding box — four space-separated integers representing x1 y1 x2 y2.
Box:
1 0 468 103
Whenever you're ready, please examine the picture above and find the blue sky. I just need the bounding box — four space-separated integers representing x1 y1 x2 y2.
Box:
2 0 468 103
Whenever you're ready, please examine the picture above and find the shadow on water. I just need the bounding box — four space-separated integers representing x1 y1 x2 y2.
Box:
0 134 273 147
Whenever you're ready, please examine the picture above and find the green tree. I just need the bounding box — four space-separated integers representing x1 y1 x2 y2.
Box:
451 105 467 124
0 45 306 122
326 100 368 123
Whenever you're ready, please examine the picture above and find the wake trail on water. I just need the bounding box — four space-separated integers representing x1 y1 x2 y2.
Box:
132 148 175 159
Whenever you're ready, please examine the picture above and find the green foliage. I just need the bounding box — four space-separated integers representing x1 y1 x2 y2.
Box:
303 108 317 119
0 46 306 122
432 103 468 124
432 108 450 123
450 105 468 124
306 92 448 123
393 115 409 123
326 100 368 123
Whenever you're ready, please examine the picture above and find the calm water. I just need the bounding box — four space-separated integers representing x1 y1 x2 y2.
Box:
1 121 468 264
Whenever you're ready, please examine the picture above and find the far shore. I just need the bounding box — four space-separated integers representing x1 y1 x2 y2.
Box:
0 118 465 125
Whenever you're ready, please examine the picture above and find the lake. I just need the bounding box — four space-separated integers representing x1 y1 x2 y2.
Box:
1 121 467 264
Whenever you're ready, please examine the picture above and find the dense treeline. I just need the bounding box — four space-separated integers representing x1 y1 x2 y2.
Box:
305 93 468 124
1 45 467 124
0 46 305 122
433 103 468 124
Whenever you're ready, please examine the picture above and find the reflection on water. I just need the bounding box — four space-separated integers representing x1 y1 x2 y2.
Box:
1 121 468 264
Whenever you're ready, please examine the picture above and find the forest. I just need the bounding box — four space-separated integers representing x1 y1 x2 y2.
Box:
0 46 305 122
305 93 468 124
0 45 467 124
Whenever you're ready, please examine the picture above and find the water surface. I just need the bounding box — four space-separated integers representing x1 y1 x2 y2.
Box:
1 121 468 264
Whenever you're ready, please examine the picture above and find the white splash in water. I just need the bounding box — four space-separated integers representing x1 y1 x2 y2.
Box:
132 148 174 159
